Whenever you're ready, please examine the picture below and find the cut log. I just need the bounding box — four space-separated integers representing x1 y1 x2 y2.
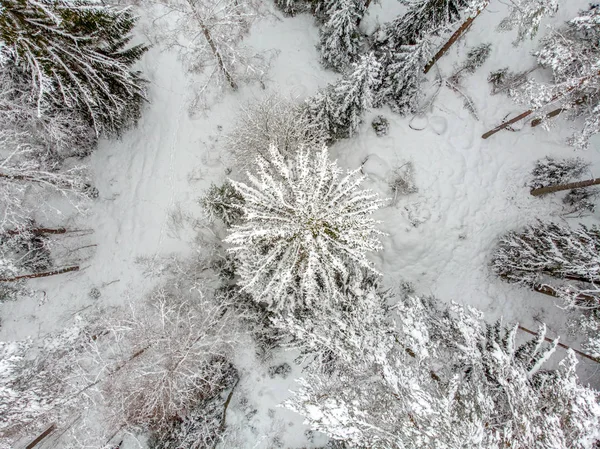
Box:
423 2 490 74
531 97 587 127
5 227 67 236
530 177 600 197
0 266 79 282
26 423 57 449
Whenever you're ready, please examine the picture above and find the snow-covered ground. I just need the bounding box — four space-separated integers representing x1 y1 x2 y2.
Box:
3 0 600 447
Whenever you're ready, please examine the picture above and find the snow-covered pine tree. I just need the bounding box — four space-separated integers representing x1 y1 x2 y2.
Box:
0 0 148 136
492 222 600 301
330 52 382 135
0 321 93 448
510 4 600 150
286 294 600 449
380 39 431 114
270 271 393 372
318 0 362 71
382 0 470 47
498 0 559 45
0 339 65 444
307 53 381 139
492 221 600 356
201 181 244 227
529 156 590 190
374 0 475 113
224 144 384 313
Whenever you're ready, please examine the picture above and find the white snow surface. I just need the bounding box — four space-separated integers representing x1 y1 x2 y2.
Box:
2 1 600 448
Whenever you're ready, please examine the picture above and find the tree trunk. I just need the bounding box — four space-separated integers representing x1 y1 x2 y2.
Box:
481 109 534 139
357 0 372 26
531 97 586 127
185 0 238 91
5 227 67 236
518 325 600 364
482 71 600 139
0 265 79 282
26 423 57 449
530 177 600 197
423 1 490 74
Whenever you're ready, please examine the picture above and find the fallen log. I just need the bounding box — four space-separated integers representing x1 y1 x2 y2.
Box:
0 266 79 282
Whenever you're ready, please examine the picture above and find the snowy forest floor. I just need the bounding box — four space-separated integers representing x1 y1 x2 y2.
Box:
2 0 600 448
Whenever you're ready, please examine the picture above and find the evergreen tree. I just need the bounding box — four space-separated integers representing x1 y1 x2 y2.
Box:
492 221 600 357
382 0 470 47
307 53 382 138
319 0 362 71
224 144 384 313
331 52 381 134
492 222 600 303
373 0 474 113
286 294 600 449
380 39 431 114
0 0 148 136
528 156 590 190
498 0 559 45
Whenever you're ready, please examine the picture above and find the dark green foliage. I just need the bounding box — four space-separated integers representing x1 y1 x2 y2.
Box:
379 0 470 47
0 0 148 136
200 181 244 227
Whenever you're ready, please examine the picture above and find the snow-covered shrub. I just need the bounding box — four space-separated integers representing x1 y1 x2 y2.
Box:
512 5 600 150
487 67 532 95
371 115 389 136
448 43 491 85
224 144 384 313
200 181 244 227
286 294 600 449
389 162 417 201
563 187 598 214
92 280 247 433
318 0 362 71
498 0 559 44
227 95 327 171
529 156 589 190
0 0 148 135
307 53 382 139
